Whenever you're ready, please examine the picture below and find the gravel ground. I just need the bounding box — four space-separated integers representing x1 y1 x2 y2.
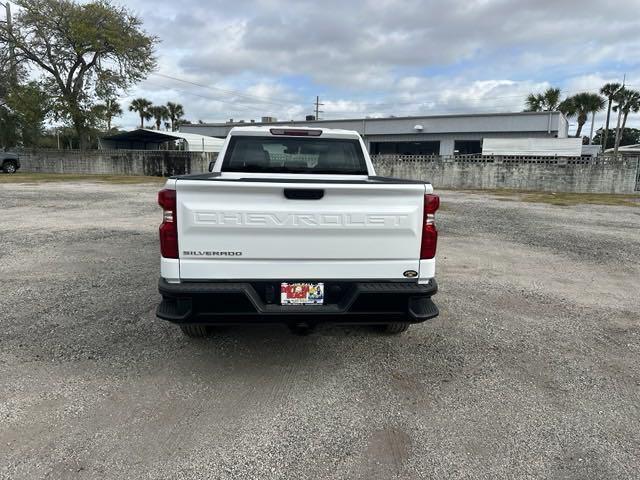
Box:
1 181 639 480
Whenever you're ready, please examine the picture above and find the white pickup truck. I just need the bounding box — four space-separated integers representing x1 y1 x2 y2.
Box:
156 126 439 336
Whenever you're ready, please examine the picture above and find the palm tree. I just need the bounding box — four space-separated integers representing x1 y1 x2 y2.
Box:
542 88 561 111
612 88 640 154
559 93 604 138
166 102 185 131
524 88 561 111
101 99 122 131
525 93 543 112
611 88 626 154
558 96 576 117
149 105 169 130
129 98 152 128
599 83 622 151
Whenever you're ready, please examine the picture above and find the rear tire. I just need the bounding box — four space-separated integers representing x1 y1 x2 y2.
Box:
179 324 208 338
382 322 410 334
2 161 17 174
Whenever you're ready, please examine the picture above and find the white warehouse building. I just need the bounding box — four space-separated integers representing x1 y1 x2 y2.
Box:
179 111 570 156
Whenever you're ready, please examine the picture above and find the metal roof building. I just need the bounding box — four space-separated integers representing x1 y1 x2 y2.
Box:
180 112 569 156
605 144 640 156
100 129 224 152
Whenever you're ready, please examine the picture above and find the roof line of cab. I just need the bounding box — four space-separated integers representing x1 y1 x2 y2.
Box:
228 125 362 138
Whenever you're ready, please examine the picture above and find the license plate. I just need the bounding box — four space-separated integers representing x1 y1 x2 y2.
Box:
281 282 324 305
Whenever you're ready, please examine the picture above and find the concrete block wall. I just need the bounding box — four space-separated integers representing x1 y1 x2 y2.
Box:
372 156 640 194
18 150 216 177
13 150 639 193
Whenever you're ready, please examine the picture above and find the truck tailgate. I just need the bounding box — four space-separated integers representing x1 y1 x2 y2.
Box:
176 179 426 280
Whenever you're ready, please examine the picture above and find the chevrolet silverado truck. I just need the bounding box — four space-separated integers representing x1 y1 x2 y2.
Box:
156 126 440 337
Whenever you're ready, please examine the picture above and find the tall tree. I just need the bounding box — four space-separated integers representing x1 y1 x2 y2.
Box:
599 83 622 153
149 105 169 130
611 88 625 155
524 88 561 111
166 102 184 131
95 98 122 131
0 81 49 148
559 93 604 138
612 88 640 155
129 98 152 128
0 49 19 147
0 107 19 148
0 42 12 110
0 0 157 148
0 32 32 147
11 82 49 145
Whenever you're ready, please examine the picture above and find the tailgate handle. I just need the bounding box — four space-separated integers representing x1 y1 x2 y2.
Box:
284 188 324 200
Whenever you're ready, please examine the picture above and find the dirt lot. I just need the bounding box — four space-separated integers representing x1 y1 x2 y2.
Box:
1 180 639 479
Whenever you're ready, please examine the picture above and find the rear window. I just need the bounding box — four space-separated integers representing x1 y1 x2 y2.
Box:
221 136 367 174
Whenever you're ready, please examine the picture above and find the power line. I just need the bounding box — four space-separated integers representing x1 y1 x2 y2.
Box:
151 72 294 107
152 70 635 109
322 83 639 115
324 84 637 111
142 81 273 113
148 71 638 122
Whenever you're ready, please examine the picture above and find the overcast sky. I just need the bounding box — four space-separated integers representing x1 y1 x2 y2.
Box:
118 0 640 134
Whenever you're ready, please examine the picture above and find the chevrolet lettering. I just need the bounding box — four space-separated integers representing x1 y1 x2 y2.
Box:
194 212 410 228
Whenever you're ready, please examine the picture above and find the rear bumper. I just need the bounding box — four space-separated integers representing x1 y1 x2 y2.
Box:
157 278 438 325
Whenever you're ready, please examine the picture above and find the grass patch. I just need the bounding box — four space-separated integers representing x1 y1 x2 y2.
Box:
444 188 640 207
0 173 166 184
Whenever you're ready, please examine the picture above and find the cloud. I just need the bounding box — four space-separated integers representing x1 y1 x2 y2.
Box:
111 0 640 132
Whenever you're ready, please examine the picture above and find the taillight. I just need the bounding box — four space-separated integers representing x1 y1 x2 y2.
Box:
420 194 440 259
158 188 178 259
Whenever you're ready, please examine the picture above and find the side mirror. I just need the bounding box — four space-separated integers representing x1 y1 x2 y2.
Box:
208 161 215 172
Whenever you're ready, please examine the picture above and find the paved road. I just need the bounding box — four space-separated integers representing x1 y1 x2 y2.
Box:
1 182 639 479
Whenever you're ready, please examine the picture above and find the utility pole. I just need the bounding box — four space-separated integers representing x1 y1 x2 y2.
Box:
314 95 323 121
1 1 16 84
